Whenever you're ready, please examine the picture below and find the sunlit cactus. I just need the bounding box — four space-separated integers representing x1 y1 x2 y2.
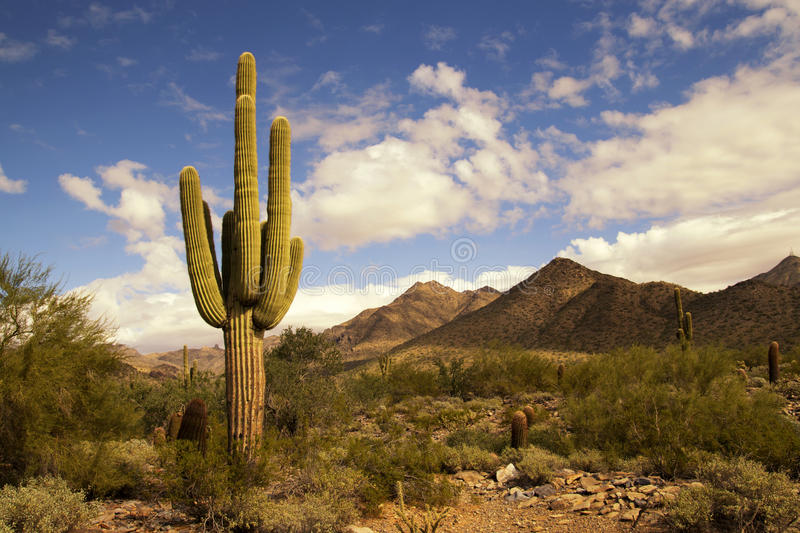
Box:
523 405 537 428
178 52 304 458
166 412 182 440
511 410 528 449
768 341 780 384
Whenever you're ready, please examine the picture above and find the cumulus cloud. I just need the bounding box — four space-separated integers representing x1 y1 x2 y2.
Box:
0 163 26 194
560 57 800 227
478 31 514 61
186 47 221 62
291 62 552 250
559 200 800 292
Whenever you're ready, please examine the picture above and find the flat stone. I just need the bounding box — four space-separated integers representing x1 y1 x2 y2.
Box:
620 508 641 522
533 484 556 497
566 473 583 484
626 491 647 500
345 527 376 533
634 477 653 486
612 477 630 486
639 484 658 494
455 470 484 484
579 475 599 490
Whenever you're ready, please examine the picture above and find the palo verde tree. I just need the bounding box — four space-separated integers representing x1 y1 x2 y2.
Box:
0 252 138 484
179 52 304 458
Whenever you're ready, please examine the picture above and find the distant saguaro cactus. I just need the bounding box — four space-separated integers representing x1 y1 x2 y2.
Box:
511 410 528 449
177 398 208 455
768 341 780 384
557 363 565 385
673 288 692 350
179 52 304 458
523 405 537 428
190 359 198 384
183 345 189 388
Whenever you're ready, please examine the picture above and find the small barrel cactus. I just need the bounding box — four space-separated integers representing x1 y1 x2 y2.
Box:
523 405 537 428
177 398 208 455
768 341 780 384
511 410 528 449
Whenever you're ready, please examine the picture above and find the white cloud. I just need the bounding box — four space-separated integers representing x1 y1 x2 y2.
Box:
161 82 230 130
45 29 76 50
0 33 37 62
362 24 384 34
291 62 551 251
423 25 457 50
478 31 514 61
628 14 658 37
559 202 800 292
87 3 151 27
0 163 26 194
311 70 344 92
560 57 800 226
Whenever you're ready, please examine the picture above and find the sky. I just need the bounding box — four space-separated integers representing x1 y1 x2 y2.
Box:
1 0 799 352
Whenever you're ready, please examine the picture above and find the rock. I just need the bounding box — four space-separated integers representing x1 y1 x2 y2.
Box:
533 484 556 497
612 477 630 487
634 477 652 486
454 470 484 484
625 491 647 501
579 476 599 491
620 508 641 522
639 484 658 494
565 472 583 484
505 487 529 502
572 497 593 512
496 463 520 485
687 481 704 490
346 527 376 533
549 493 585 511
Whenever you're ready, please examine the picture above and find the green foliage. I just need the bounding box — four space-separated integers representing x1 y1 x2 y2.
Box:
460 345 556 397
231 490 356 533
0 476 99 533
393 481 450 533
0 252 140 485
441 444 500 473
665 455 800 532
515 446 567 485
56 439 158 499
445 423 507 454
264 326 348 435
562 345 800 477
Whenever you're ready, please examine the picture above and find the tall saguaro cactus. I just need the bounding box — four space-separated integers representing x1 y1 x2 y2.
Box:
179 52 304 458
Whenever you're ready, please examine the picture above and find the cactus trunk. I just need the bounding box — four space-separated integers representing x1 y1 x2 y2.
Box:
177 398 208 456
511 410 528 449
183 345 189 388
768 341 780 384
178 52 304 460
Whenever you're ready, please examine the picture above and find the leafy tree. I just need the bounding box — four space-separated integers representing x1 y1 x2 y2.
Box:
0 252 140 484
263 326 346 436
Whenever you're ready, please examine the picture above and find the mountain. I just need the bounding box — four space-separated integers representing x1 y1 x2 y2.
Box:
324 281 500 359
394 257 800 354
752 254 800 287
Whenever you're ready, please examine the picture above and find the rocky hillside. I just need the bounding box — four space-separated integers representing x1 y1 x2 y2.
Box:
395 257 800 354
752 254 800 287
325 280 500 359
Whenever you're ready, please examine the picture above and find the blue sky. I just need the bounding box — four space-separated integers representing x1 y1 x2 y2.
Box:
1 0 799 351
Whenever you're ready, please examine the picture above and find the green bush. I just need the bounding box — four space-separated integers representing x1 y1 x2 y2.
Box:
57 439 158 499
0 476 98 533
441 444 500 473
462 345 556 397
231 490 355 533
0 252 141 484
665 455 800 532
567 448 607 473
562 345 800 477
445 423 506 454
515 446 567 485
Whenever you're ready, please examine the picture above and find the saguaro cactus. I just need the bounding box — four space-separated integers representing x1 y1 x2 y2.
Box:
183 345 189 388
511 410 528 449
179 52 304 458
768 341 780 384
674 288 692 350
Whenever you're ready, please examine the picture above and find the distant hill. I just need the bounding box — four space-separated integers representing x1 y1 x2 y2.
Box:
325 281 500 359
752 254 800 287
394 256 800 354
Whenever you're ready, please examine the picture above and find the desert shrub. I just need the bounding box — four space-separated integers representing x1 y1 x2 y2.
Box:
527 421 574 456
57 439 158 499
562 345 800 477
435 357 470 398
665 455 800 532
463 345 556 397
346 435 457 515
385 361 442 401
445 423 506 454
441 444 501 473
0 252 140 484
0 476 98 533
515 446 567 485
264 327 349 436
231 490 354 533
567 448 608 473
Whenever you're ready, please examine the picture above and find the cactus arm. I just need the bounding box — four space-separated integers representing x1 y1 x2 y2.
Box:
179 166 226 328
684 312 693 342
254 117 300 328
202 201 223 296
674 287 684 331
232 52 261 305
221 210 234 304
255 236 303 330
